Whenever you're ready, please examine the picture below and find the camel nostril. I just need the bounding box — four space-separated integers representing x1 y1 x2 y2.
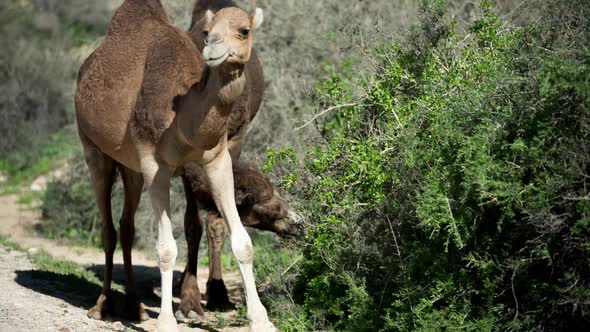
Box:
207 33 224 45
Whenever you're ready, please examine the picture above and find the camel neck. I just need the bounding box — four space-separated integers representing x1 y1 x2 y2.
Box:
175 65 246 149
209 65 246 105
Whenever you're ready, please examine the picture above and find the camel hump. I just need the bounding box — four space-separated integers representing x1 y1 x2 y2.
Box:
77 50 97 85
133 27 205 142
108 0 171 36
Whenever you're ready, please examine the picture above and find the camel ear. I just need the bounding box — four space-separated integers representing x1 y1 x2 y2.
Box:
235 192 255 207
251 8 263 29
205 10 214 23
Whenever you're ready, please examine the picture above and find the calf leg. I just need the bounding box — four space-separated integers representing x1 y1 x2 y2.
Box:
118 166 148 321
205 212 235 311
83 141 117 321
176 176 205 319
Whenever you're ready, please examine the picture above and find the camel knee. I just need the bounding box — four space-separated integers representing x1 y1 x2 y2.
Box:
101 226 117 254
119 220 135 246
208 216 226 250
157 240 178 271
231 230 253 264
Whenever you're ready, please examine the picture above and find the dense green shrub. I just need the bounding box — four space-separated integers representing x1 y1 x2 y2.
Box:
41 152 103 245
265 1 590 330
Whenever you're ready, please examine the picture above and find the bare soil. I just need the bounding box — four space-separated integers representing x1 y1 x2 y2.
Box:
0 194 248 332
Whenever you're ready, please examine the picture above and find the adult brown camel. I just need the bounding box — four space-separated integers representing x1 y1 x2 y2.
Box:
75 0 275 331
176 0 271 318
179 161 300 317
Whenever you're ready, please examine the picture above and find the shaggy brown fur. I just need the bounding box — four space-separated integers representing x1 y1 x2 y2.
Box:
184 162 297 235
77 0 203 149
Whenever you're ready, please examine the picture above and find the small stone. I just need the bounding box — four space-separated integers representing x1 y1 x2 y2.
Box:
112 321 125 331
28 248 39 255
57 327 74 332
30 182 44 192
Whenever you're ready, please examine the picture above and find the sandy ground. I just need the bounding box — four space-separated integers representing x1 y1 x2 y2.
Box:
0 194 248 332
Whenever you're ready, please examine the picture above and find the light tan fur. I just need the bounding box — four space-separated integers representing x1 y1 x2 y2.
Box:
75 0 275 331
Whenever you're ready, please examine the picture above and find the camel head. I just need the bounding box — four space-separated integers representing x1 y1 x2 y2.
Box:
200 7 263 67
237 188 301 237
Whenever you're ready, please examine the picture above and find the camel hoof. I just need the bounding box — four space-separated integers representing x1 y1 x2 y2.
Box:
178 284 205 319
206 298 236 312
87 294 108 320
187 310 201 319
174 310 185 321
140 309 149 322
175 309 201 321
87 305 105 320
124 297 149 322
178 270 205 319
249 320 278 332
156 313 179 332
205 279 235 312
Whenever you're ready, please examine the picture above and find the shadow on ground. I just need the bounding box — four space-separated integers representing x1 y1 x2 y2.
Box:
13 264 191 331
13 263 248 332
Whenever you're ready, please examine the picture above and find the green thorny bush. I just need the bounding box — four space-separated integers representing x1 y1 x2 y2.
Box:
265 1 590 331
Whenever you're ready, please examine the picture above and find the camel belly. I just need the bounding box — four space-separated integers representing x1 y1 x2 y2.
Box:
76 80 144 169
77 109 142 171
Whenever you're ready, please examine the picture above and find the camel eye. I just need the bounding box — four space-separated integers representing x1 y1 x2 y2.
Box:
238 28 250 38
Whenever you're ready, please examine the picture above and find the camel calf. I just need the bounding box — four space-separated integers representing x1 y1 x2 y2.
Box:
178 162 300 316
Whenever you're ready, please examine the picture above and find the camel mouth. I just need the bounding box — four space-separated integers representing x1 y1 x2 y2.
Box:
205 52 229 67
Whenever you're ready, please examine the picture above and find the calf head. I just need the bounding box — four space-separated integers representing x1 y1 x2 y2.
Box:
233 164 301 237
183 161 302 237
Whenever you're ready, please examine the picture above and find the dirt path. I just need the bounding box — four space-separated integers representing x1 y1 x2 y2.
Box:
0 194 248 332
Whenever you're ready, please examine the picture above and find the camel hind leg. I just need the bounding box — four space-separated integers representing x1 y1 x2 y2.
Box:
176 175 205 320
82 137 117 321
118 166 149 321
205 212 235 312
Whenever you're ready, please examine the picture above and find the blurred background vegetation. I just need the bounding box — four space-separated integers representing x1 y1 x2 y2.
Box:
1 0 589 331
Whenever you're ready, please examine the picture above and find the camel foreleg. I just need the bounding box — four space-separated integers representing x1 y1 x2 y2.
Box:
203 147 277 332
140 156 179 332
205 212 235 311
176 175 205 320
